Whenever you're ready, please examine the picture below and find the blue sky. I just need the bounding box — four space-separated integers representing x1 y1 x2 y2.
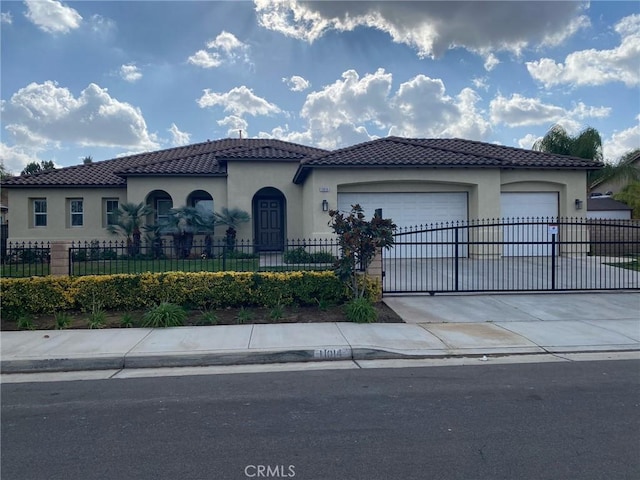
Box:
1 0 639 173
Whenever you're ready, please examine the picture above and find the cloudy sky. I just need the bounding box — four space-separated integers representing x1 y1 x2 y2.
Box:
1 0 639 173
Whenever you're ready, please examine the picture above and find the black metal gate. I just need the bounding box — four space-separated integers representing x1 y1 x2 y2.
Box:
383 218 640 293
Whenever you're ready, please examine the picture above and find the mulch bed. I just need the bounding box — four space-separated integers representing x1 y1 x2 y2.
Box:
0 302 403 331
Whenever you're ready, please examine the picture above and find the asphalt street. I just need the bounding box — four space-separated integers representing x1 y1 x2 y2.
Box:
2 360 639 480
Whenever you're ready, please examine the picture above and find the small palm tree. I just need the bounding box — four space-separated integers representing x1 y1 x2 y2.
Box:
160 206 211 258
533 124 603 162
107 202 154 256
213 207 251 250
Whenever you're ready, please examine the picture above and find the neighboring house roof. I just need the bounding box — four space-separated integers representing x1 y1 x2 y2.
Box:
2 136 602 188
293 137 603 183
1 138 329 187
587 197 632 211
589 150 640 190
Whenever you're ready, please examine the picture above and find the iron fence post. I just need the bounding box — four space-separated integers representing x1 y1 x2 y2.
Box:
551 232 556 290
454 227 459 291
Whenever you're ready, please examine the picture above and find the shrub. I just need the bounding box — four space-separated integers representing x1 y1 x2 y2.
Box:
54 311 72 329
88 309 106 329
17 314 35 330
0 271 348 316
199 310 219 326
269 303 285 320
283 247 335 264
120 312 135 328
236 307 253 324
142 302 186 328
344 297 377 323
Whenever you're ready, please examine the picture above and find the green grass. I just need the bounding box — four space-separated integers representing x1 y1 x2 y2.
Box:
604 258 640 271
0 264 51 277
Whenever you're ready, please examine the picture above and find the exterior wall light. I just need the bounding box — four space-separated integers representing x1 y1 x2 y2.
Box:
322 199 329 212
575 198 583 210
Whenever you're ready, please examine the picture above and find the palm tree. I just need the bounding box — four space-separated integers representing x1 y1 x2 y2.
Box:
213 207 250 250
588 148 640 191
160 206 211 258
533 124 603 162
107 202 154 256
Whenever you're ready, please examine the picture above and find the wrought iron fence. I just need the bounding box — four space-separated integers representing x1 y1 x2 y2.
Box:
1 241 51 277
383 217 640 293
69 238 340 277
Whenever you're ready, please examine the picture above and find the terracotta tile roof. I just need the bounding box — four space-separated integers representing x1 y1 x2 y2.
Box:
1 138 328 187
293 136 603 183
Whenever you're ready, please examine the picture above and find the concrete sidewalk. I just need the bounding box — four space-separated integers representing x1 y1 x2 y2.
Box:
1 293 638 374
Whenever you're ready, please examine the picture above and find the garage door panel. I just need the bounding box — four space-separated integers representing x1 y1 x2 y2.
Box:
337 192 468 258
500 192 558 256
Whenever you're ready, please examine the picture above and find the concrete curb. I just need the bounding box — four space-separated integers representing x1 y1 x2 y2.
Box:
3 345 639 374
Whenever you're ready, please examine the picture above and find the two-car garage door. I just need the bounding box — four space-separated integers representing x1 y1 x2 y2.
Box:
337 192 468 258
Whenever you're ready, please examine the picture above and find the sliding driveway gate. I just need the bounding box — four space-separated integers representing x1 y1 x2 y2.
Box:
383 218 640 294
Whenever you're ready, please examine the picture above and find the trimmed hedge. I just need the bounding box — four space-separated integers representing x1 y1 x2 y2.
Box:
0 271 381 318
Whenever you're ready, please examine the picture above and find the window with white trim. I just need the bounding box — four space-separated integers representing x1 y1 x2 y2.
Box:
70 199 84 227
33 198 47 227
104 199 119 226
156 198 172 224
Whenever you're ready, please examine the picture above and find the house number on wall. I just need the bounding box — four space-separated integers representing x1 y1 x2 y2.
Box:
314 348 350 359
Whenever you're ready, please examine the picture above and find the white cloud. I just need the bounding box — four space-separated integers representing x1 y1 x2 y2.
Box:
603 118 640 163
527 14 640 88
23 0 82 34
197 86 281 117
517 134 540 150
283 75 311 92
217 116 249 138
188 31 249 68
483 53 500 71
490 93 610 127
0 143 41 174
264 68 491 149
89 14 117 38
472 77 489 91
188 50 222 69
2 81 159 151
168 123 191 146
120 64 142 83
1 12 13 24
255 0 588 59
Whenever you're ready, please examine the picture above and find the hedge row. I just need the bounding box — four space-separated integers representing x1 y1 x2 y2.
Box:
0 271 381 318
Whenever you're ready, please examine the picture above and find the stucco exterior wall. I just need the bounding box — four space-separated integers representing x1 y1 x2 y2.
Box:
301 168 503 236
500 169 587 217
125 176 228 210
6 187 126 242
226 161 304 239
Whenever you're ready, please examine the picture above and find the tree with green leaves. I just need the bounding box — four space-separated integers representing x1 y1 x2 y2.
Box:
533 124 603 162
107 202 154 256
20 160 55 176
328 204 396 299
0 162 11 180
213 207 251 251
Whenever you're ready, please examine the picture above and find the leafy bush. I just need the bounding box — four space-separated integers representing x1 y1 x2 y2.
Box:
344 297 377 323
142 302 186 328
236 307 253 324
283 247 335 264
0 271 349 316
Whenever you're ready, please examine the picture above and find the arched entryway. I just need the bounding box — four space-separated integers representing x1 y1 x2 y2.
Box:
252 187 286 251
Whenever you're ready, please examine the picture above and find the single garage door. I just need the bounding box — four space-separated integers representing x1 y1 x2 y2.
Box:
500 192 558 256
337 192 468 258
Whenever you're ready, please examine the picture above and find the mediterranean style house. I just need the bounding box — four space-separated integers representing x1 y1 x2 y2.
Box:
1 136 600 248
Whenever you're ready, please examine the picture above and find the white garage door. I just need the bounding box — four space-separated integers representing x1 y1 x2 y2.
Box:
500 192 558 256
337 192 468 258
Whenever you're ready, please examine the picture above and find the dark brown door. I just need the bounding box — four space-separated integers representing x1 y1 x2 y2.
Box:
256 198 283 250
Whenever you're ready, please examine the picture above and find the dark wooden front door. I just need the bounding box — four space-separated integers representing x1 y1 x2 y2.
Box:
256 198 284 251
